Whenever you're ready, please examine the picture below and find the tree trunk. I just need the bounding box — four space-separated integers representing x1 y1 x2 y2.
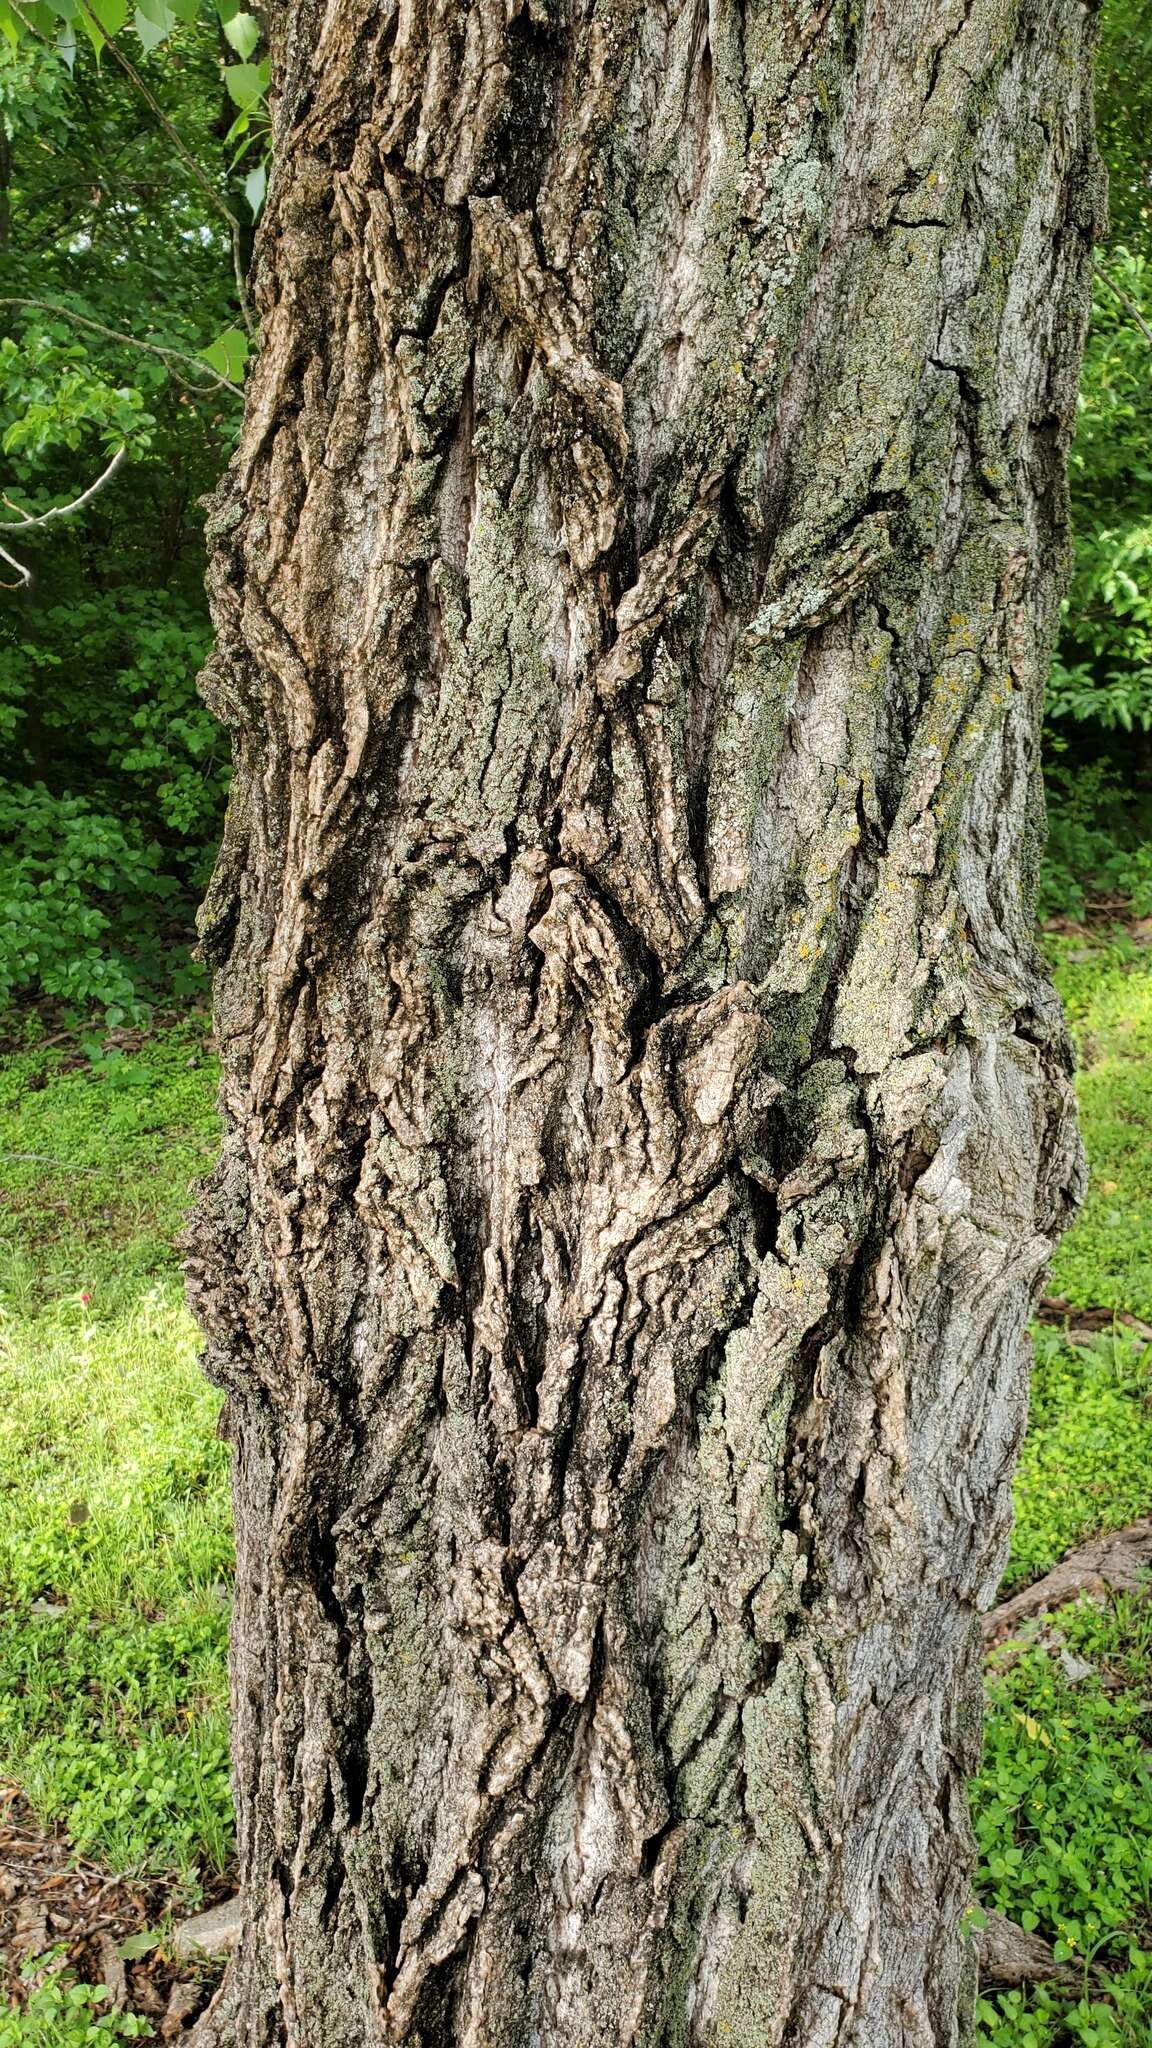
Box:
187 1 1096 2041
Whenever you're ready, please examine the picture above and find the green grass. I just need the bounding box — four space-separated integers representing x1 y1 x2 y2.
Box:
1005 1327 1152 1593
1 937 1151 2042
1047 936 1152 1323
0 1021 219 1314
0 1283 232 1886
0 1022 231 1900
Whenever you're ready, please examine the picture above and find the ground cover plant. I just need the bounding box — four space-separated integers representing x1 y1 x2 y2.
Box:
971 936 1152 2045
975 1594 1152 2048
0 1023 231 1909
1045 937 1152 1323
1006 1327 1152 1595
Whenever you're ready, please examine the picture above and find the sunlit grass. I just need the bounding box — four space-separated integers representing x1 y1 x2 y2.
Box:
1047 937 1152 1323
1006 1327 1152 1592
0 1024 232 1892
0 1277 232 1889
0 1278 232 1888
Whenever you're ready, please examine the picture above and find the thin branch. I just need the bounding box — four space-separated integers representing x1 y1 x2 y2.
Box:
0 1151 104 1170
73 0 255 337
1093 261 1152 351
0 297 242 397
0 540 33 588
0 444 126 584
0 443 127 530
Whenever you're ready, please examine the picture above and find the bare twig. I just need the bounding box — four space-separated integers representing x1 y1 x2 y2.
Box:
0 445 126 585
0 541 33 588
0 298 242 398
1093 261 1152 350
0 1152 103 1169
0 443 127 530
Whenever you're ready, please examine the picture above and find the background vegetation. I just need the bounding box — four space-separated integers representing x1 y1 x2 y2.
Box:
0 1 1150 2045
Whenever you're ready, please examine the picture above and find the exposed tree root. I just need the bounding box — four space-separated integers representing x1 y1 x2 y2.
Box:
974 1908 1078 1989
984 1520 1152 1645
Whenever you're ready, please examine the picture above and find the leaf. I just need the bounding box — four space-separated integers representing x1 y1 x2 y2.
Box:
77 0 127 53
243 161 266 220
133 0 180 45
116 1931 159 1961
202 327 249 383
223 7 258 57
10 0 58 34
224 58 269 111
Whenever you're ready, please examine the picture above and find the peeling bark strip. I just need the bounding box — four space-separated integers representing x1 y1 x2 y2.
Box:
187 1 1096 2042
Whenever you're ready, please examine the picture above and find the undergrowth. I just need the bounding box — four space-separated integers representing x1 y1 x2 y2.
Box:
0 1024 230 1901
975 932 1152 2047
0 1962 154 2045
974 1596 1152 2047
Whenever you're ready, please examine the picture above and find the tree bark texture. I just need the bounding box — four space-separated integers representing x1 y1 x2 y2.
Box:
188 1 1096 2041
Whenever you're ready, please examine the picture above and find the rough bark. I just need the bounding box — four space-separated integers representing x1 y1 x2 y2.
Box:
187 1 1097 2041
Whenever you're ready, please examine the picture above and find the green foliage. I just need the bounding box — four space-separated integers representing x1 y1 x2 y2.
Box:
0 332 154 461
1006 1328 1152 1591
1039 764 1152 924
0 1961 153 2045
1050 251 1152 740
0 18 240 1018
200 327 249 384
1095 0 1152 252
1037 0 1152 919
0 0 267 89
0 786 163 1017
1040 257 1152 920
973 1596 1152 2048
0 585 222 1014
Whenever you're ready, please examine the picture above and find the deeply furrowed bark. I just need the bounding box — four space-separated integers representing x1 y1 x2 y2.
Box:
186 1 1096 2041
